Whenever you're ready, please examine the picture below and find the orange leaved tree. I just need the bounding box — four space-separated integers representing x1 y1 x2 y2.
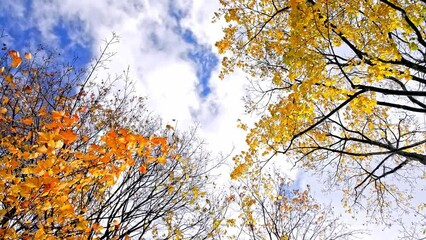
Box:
0 36 171 239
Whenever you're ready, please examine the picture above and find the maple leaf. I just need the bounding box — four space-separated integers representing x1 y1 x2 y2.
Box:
60 129 78 144
51 110 65 120
21 118 33 125
8 50 22 68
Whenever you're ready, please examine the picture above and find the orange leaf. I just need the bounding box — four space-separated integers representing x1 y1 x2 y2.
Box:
4 75 16 88
20 200 30 209
52 110 65 120
5 74 13 83
38 107 47 116
38 132 51 142
62 115 78 127
92 223 103 232
139 164 147 174
21 118 33 125
0 108 6 114
12 57 22 68
113 219 120 225
43 183 52 192
8 50 19 58
151 137 167 146
24 85 32 93
60 129 78 144
8 50 22 68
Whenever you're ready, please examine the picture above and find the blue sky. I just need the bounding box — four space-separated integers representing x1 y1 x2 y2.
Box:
0 0 217 98
0 3 90 68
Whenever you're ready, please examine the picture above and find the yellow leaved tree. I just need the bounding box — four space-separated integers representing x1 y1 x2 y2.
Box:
217 0 426 237
223 166 362 239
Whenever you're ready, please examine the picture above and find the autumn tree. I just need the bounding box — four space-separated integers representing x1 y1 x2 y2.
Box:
0 35 226 239
216 0 426 234
225 167 362 240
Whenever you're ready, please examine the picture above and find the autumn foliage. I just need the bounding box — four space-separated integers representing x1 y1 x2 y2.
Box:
217 0 426 237
223 167 360 239
0 45 169 238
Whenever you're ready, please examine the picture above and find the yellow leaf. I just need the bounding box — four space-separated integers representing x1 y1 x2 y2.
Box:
158 156 166 164
76 220 87 231
34 226 46 239
38 145 48 154
213 219 221 229
280 235 289 240
21 167 34 175
192 186 199 200
38 108 47 116
24 52 32 60
5 77 16 88
230 163 247 180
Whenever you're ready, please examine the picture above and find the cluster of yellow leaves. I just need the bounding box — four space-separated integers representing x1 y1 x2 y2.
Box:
218 0 423 170
0 50 170 239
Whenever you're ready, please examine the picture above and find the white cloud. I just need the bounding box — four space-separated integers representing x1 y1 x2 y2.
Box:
179 0 224 47
22 0 249 162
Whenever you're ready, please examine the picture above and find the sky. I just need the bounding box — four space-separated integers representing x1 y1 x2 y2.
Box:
0 1 417 239
0 0 249 154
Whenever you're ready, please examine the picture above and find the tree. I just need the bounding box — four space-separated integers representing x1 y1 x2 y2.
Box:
0 35 226 239
87 125 228 240
216 0 426 233
224 166 362 240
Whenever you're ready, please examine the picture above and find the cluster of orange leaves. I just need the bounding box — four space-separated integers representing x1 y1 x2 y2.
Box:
0 50 169 239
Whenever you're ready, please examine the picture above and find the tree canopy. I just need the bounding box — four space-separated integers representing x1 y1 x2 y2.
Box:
217 0 426 236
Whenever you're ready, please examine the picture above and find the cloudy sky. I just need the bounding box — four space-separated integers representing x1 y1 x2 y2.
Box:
0 0 413 238
0 0 251 153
